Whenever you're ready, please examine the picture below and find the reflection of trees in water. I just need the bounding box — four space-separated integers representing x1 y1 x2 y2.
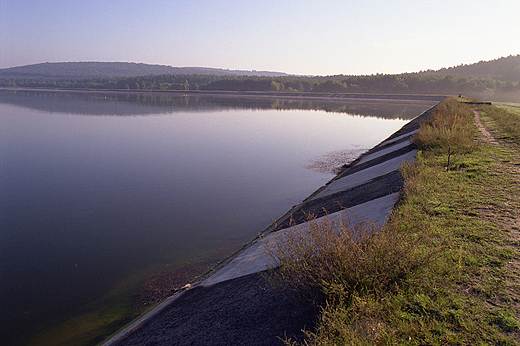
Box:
0 89 434 119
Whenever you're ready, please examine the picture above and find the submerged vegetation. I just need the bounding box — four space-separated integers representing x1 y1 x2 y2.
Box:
268 98 520 344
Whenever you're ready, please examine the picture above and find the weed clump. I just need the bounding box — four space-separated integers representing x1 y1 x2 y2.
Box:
267 214 430 306
413 98 478 170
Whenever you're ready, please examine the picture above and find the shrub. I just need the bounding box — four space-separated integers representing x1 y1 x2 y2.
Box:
266 213 431 306
414 98 476 152
413 98 478 169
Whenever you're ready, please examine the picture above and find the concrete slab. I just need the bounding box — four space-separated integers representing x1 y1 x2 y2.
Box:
354 138 413 166
380 129 417 146
311 150 416 200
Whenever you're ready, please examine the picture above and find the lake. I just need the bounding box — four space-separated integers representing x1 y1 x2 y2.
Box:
0 90 437 345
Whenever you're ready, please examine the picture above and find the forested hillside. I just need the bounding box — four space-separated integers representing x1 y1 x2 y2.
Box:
423 55 520 82
0 62 288 79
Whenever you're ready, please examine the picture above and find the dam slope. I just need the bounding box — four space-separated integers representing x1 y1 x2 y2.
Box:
102 101 441 346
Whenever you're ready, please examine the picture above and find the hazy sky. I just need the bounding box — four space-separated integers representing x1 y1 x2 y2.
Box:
1 0 519 75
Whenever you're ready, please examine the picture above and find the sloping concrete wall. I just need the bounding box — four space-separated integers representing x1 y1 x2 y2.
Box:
102 101 440 346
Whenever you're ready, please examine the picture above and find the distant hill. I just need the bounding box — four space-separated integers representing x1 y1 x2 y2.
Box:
423 55 520 83
0 62 289 79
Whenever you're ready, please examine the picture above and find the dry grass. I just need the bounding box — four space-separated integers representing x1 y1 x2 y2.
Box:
413 97 478 170
266 214 432 306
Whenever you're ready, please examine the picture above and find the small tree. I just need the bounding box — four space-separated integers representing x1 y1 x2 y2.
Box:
269 80 284 91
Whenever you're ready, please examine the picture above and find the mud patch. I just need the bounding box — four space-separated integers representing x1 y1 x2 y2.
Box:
304 148 367 174
134 244 241 311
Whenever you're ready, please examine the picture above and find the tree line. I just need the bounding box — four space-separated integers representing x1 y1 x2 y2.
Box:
1 72 519 99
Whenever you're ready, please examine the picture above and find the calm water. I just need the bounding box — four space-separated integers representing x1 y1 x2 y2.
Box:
0 90 436 345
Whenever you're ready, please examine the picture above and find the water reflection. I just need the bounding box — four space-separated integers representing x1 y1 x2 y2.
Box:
0 89 434 119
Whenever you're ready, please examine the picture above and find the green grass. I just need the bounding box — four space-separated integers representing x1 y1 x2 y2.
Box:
474 103 520 145
268 98 520 345
494 102 520 117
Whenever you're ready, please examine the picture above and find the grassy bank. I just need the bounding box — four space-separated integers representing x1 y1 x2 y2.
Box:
270 98 520 345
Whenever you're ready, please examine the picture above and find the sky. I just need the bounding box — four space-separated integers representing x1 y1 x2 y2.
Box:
1 0 519 76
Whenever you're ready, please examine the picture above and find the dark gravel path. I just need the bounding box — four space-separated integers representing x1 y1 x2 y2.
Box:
110 272 317 346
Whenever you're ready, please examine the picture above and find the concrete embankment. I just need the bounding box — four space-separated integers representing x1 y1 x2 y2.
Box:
102 100 442 346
